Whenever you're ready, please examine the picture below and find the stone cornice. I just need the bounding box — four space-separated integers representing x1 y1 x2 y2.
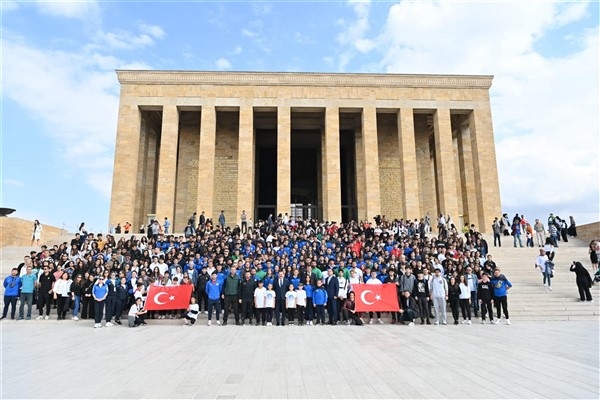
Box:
116 70 493 89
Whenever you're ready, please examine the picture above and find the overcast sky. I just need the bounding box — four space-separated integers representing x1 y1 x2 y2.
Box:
1 0 598 233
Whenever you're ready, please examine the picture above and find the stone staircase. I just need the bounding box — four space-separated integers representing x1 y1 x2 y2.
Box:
479 234 599 321
1 233 598 321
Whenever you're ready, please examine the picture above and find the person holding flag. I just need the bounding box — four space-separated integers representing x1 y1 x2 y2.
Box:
365 271 384 324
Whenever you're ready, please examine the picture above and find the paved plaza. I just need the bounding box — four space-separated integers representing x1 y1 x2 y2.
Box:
1 318 598 399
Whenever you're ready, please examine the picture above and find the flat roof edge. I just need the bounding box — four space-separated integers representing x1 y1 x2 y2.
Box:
116 70 493 89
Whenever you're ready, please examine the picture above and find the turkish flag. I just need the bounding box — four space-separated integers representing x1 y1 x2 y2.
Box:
353 284 399 312
145 285 193 311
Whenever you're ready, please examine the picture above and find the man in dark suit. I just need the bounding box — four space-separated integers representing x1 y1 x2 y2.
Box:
273 271 289 326
325 268 339 324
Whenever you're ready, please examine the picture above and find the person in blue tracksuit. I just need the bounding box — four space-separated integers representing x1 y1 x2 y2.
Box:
205 273 222 325
490 268 512 325
312 279 328 325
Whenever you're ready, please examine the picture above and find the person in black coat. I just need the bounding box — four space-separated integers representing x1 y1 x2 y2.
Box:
273 271 290 326
570 262 593 302
325 268 339 324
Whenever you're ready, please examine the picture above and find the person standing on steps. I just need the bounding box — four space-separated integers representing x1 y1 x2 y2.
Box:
490 268 512 325
492 218 502 247
218 211 226 229
31 220 42 247
1 268 21 320
569 261 593 302
429 268 448 325
535 248 552 290
477 273 495 324
240 210 248 234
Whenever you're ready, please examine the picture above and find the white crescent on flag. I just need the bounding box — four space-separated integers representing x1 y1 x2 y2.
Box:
153 292 169 305
360 290 375 305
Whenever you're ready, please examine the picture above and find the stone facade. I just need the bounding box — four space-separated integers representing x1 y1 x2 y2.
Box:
109 71 502 233
0 218 64 248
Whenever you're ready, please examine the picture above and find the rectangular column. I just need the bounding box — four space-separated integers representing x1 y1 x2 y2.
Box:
354 129 366 221
397 108 420 220
237 105 255 225
362 107 381 220
323 107 342 223
469 105 502 233
457 124 479 230
277 106 291 217
109 103 142 229
197 105 216 220
433 108 459 222
155 105 179 224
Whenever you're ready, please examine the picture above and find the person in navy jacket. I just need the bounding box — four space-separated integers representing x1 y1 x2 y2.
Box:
273 271 290 326
325 268 339 324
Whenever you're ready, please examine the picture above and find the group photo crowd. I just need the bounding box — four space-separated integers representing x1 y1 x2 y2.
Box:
2 212 598 328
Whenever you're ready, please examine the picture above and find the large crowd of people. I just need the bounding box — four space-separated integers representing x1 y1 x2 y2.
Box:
3 212 597 327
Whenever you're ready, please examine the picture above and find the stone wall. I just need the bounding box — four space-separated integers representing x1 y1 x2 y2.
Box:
414 115 437 219
0 218 64 248
377 113 402 220
213 111 239 226
174 115 200 231
577 222 600 244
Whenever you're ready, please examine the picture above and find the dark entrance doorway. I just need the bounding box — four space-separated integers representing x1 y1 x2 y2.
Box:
255 129 277 222
340 130 358 222
291 130 321 220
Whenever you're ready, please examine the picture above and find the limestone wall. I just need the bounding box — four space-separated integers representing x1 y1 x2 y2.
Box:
0 218 65 248
377 113 402 220
577 222 600 244
213 111 239 226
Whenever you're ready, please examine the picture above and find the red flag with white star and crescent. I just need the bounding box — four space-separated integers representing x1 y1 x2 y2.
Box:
353 284 399 312
144 285 193 311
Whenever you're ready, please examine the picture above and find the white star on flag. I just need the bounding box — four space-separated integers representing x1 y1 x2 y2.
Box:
169 295 176 301
375 295 381 301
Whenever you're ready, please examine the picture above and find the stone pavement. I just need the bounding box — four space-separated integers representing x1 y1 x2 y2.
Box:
1 319 598 399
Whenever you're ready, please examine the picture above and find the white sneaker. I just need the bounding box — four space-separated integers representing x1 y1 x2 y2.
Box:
106 322 114 327
44 316 49 320
442 321 447 325
377 318 384 324
369 319 374 324
408 322 415 326
462 320 467 324
94 323 99 328
543 283 547 287
434 321 439 325
36 316 43 320
481 320 485 324
548 287 552 291
491 320 498 325
217 320 221 325
204 311 208 314
506 319 511 325
207 320 212 326
467 320 472 325
73 316 79 321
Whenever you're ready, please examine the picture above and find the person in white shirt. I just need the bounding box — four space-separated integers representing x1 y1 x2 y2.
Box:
535 248 552 290
264 283 276 326
296 283 307 326
458 275 472 324
53 272 72 320
285 284 297 325
183 297 200 326
128 297 147 327
254 281 267 326
366 271 384 324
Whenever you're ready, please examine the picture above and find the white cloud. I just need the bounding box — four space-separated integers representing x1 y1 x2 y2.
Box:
90 23 165 50
336 1 599 223
215 57 232 69
232 46 243 55
3 178 25 187
294 32 313 45
36 0 100 21
1 32 158 199
1 1 19 12
242 29 258 38
336 0 373 70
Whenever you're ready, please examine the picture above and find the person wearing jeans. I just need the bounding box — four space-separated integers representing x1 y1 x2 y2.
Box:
19 266 37 320
1 269 21 320
465 267 479 317
92 277 108 328
535 248 552 290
